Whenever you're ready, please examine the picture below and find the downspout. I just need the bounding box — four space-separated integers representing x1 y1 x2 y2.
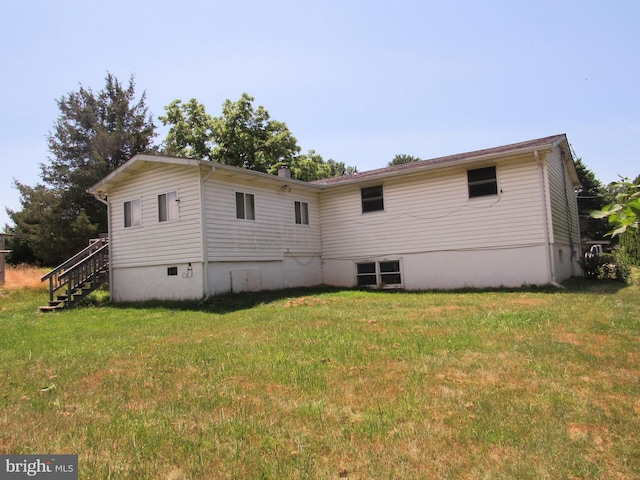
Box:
561 149 581 277
199 165 216 299
91 192 114 299
535 151 561 287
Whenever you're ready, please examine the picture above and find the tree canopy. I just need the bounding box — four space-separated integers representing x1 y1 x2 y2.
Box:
7 73 156 265
159 94 356 181
6 82 358 265
574 158 611 241
158 98 215 160
388 154 422 167
591 176 640 237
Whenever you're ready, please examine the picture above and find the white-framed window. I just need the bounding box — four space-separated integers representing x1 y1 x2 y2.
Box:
236 192 255 220
467 166 498 198
158 191 179 222
124 199 141 228
361 185 384 213
294 201 309 225
356 260 402 288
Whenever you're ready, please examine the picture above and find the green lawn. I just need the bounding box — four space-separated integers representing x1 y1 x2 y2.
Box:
1 280 639 479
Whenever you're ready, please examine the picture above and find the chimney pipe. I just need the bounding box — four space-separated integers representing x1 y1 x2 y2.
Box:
278 164 291 178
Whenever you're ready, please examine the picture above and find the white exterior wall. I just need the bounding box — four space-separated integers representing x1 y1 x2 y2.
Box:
545 147 581 281
320 155 554 289
112 263 203 302
207 256 323 295
108 162 204 301
202 173 322 295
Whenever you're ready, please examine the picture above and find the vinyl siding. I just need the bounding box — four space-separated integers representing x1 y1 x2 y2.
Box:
319 155 548 260
109 163 203 268
546 148 580 245
203 174 321 261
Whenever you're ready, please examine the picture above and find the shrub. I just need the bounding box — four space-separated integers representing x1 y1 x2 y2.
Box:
580 248 631 283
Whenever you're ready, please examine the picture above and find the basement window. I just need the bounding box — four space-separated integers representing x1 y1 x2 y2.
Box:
356 260 402 288
361 185 384 213
124 199 141 228
236 192 255 220
467 166 498 198
158 191 179 222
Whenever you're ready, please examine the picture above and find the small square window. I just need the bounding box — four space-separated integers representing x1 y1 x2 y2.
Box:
167 267 178 276
236 192 255 220
124 199 141 228
295 201 309 225
361 185 384 213
467 166 498 198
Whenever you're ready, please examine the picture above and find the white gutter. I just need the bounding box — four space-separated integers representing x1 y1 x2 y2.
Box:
91 191 114 300
199 165 216 299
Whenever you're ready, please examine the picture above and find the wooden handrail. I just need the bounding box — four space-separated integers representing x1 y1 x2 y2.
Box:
55 243 109 306
41 238 108 282
42 239 109 304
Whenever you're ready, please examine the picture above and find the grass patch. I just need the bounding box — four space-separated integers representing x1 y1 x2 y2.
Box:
1 282 639 479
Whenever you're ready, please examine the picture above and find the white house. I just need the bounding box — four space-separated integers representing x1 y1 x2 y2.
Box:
88 133 581 302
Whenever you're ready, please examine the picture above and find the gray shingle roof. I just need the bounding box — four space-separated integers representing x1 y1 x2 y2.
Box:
312 134 567 185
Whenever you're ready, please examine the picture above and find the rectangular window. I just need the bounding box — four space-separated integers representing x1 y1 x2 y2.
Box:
356 260 402 288
361 185 384 213
235 192 255 220
158 191 178 222
167 266 178 276
467 166 498 198
294 201 309 225
356 263 378 286
124 199 141 228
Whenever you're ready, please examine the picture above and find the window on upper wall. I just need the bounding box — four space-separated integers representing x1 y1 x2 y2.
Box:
356 260 402 288
235 192 255 220
467 166 498 198
361 185 384 213
158 191 179 222
294 201 309 225
124 199 141 228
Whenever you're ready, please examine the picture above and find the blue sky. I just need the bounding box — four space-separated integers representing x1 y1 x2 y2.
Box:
1 0 639 228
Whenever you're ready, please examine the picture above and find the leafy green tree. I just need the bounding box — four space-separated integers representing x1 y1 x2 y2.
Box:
8 73 156 265
160 94 357 181
574 158 611 241
270 151 357 181
620 223 640 266
591 176 640 237
158 99 215 160
210 93 300 171
388 154 421 167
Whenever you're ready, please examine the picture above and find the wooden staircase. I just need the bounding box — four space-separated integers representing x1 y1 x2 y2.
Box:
39 237 109 312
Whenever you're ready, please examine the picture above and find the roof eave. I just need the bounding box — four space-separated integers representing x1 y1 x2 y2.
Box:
316 140 562 188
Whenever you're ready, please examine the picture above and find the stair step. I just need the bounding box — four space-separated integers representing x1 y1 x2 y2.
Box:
39 304 65 313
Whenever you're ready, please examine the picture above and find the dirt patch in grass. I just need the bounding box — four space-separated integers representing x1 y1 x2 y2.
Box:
283 296 334 308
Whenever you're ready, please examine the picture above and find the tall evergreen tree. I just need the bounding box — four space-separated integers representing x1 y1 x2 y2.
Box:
7 73 156 265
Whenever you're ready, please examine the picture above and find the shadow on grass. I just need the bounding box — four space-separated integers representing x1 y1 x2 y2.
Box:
80 277 631 314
